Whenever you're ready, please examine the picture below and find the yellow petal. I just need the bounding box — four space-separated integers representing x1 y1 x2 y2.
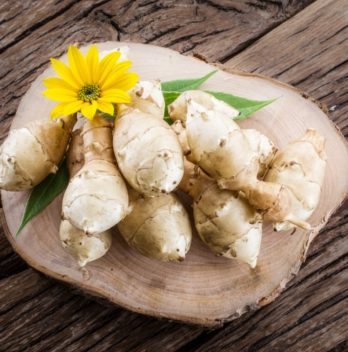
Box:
103 72 138 91
67 45 89 85
62 100 83 115
97 101 114 116
50 104 66 119
109 60 132 76
43 77 78 91
43 89 78 102
100 61 132 89
98 52 122 86
50 58 80 89
100 89 131 103
86 45 99 84
81 101 98 120
99 52 121 71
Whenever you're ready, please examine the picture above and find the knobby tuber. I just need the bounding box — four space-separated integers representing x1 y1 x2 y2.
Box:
172 123 276 267
169 90 311 229
120 80 165 117
114 81 184 196
60 128 113 267
180 161 262 267
113 81 191 261
62 114 129 233
118 189 192 261
265 129 326 231
60 219 112 267
0 114 76 191
169 91 264 186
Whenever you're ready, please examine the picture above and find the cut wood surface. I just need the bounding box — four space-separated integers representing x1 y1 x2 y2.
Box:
0 0 347 351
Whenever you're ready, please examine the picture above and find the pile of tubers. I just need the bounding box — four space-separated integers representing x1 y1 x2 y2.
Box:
0 54 327 268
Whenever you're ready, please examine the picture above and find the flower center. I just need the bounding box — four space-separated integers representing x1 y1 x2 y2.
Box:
78 84 101 102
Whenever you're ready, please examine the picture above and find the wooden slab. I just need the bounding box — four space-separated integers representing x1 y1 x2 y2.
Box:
2 42 348 327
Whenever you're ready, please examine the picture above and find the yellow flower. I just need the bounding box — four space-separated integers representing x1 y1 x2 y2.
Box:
43 45 138 120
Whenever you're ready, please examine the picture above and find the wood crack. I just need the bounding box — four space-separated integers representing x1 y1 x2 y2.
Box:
198 0 245 14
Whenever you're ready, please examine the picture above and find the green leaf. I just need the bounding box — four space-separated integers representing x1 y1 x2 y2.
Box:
206 91 276 120
16 161 69 235
161 70 217 92
163 116 174 125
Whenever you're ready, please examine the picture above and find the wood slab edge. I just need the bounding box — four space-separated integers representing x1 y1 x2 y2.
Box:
2 63 348 327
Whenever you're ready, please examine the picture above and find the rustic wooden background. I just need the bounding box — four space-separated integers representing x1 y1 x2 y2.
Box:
0 0 347 351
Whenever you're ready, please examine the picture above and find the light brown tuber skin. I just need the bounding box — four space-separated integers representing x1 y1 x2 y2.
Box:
118 189 192 262
119 80 165 117
172 120 277 179
60 128 113 267
0 114 76 191
62 114 129 234
169 91 310 229
180 160 262 268
115 82 191 261
265 129 326 231
169 91 264 187
113 81 184 197
66 129 85 177
59 219 112 267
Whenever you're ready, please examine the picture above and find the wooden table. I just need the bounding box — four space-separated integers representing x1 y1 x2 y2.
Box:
0 1 347 351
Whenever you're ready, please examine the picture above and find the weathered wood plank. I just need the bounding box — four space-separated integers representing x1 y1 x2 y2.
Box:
225 0 348 136
0 0 79 52
98 0 315 61
0 228 27 279
0 269 203 352
0 269 52 315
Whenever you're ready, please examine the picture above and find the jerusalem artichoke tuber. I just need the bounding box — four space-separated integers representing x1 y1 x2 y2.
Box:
169 90 310 228
118 189 192 261
114 82 191 260
265 129 326 231
62 114 129 233
119 80 165 117
60 219 112 267
114 81 184 196
60 128 113 267
0 114 76 191
169 91 264 187
180 161 262 268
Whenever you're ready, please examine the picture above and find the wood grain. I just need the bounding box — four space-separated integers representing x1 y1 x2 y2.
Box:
225 0 348 136
0 215 26 279
0 0 347 351
2 41 348 328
